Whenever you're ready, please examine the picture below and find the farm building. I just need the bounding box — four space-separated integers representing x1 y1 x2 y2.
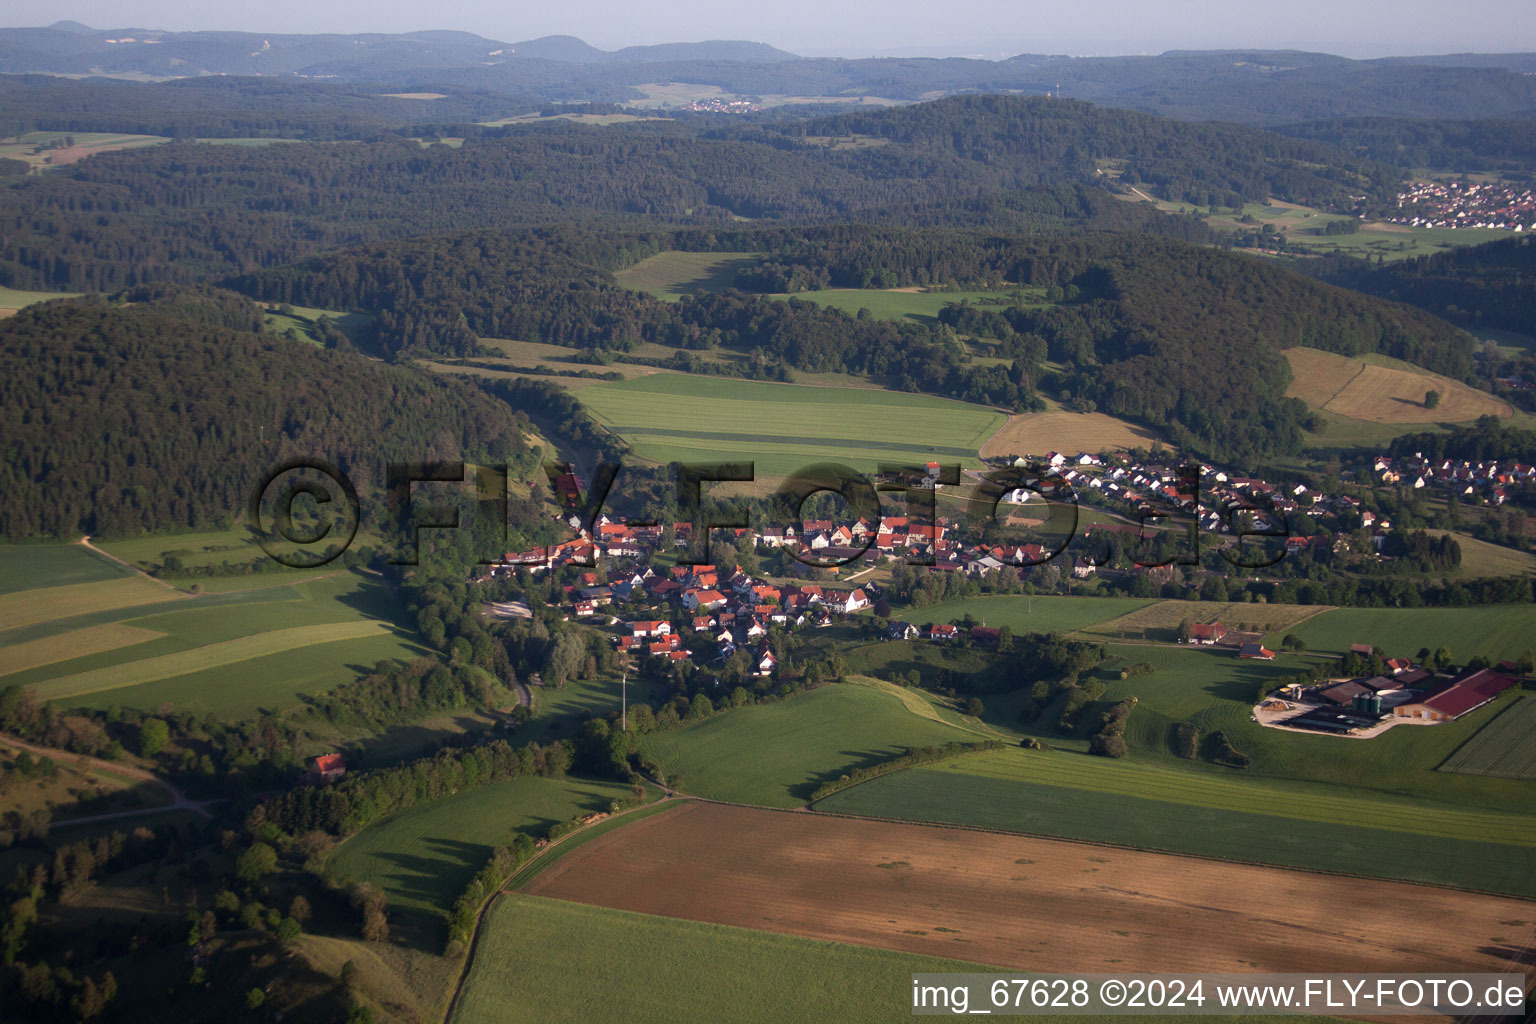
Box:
1189 621 1227 644
1393 669 1519 722
1238 642 1275 660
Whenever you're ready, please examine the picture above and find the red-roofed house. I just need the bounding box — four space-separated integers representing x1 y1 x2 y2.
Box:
1189 622 1227 645
309 754 346 783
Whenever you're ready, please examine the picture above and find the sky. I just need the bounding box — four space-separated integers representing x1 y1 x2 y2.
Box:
7 0 1536 59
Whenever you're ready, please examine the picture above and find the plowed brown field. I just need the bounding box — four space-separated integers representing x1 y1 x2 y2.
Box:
525 802 1534 978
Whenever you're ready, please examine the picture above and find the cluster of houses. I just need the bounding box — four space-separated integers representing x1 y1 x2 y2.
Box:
544 560 876 677
1389 179 1536 232
1373 453 1532 506
1266 650 1522 735
486 445 1453 592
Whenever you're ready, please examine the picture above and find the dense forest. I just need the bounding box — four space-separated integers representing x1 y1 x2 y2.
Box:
0 289 538 538
793 95 1397 210
1389 416 1536 464
1274 117 1536 174
0 94 1390 291
1310 235 1536 335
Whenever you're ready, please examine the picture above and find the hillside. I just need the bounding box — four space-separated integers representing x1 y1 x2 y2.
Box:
793 94 1395 210
1311 234 1536 336
4 30 1536 123
0 292 535 538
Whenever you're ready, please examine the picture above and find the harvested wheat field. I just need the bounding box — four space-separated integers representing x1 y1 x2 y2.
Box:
1284 348 1510 423
980 409 1160 459
525 802 1534 978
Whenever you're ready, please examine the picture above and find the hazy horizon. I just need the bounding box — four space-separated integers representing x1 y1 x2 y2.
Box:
8 0 1535 60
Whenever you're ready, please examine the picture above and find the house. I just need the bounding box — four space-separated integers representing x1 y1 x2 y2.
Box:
683 589 727 611
1189 621 1227 645
886 621 920 641
628 620 672 638
1071 557 1097 579
309 753 346 783
823 589 869 614
970 626 1001 647
755 647 777 677
1238 642 1275 660
1393 669 1518 722
929 623 959 641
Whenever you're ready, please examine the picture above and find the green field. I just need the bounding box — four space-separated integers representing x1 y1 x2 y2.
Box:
900 595 1156 634
0 568 424 717
0 285 85 310
576 373 1007 478
0 544 132 594
455 896 1343 1024
327 775 644 947
769 286 1046 325
1151 198 1509 262
817 750 1536 898
1284 605 1536 663
1439 696 1536 780
453 896 1013 1024
614 251 764 299
639 683 979 806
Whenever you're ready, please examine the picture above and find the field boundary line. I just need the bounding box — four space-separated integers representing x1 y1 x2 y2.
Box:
1317 360 1369 413
798 795 1536 904
77 536 185 593
442 797 686 1024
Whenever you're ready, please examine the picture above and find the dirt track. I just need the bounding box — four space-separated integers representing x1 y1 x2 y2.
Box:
525 802 1534 979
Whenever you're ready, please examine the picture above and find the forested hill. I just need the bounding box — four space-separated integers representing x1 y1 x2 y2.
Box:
0 92 1385 291
235 227 1474 461
791 95 1395 210
0 292 534 539
1309 235 1536 335
1272 116 1536 173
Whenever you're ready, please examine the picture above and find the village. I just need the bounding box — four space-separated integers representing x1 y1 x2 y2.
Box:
1389 177 1536 231
463 441 1536 694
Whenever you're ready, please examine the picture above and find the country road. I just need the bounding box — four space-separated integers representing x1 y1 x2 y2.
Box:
1 731 215 823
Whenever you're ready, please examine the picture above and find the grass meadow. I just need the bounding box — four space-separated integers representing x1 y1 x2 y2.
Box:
897 595 1156 634
1283 347 1511 424
575 373 1006 478
451 896 1022 1024
639 683 979 806
766 286 1046 325
614 251 764 299
1283 604 1536 663
327 775 644 947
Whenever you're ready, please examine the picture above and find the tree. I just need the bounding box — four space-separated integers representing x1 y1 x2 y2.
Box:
545 631 585 689
1425 389 1441 409
137 718 170 757
276 916 302 945
234 842 278 884
246 989 265 1010
288 895 312 924
964 697 986 717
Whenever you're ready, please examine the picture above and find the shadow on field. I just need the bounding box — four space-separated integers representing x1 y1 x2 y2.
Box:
791 747 915 802
372 837 506 951
1479 943 1536 966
